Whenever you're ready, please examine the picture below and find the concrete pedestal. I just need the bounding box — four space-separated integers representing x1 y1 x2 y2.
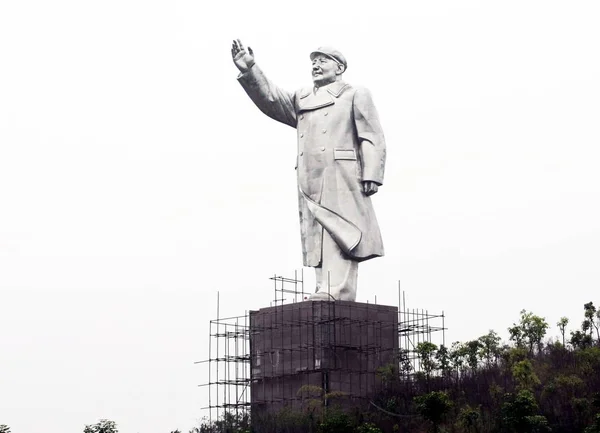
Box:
249 300 398 420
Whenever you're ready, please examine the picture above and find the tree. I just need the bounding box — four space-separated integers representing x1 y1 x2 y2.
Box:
512 359 541 391
509 310 549 355
377 349 413 387
435 345 451 377
398 348 413 376
456 405 481 433
192 413 251 433
449 341 466 376
464 340 482 372
296 384 348 425
557 316 569 347
584 302 599 342
316 409 353 433
414 391 453 433
571 330 593 350
478 330 501 367
0 425 10 433
83 419 118 433
508 323 525 349
501 389 550 433
416 341 438 380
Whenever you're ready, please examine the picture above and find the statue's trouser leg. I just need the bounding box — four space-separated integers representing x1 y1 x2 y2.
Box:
311 229 358 301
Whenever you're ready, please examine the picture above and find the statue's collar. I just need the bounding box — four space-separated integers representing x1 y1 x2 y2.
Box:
300 80 351 99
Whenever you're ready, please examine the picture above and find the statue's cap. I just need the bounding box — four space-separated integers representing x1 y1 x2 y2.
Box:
310 47 347 70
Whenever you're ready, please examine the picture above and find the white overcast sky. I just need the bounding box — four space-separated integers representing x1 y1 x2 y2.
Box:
1 1 600 432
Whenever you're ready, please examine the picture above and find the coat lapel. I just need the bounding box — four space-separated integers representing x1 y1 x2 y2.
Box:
298 89 334 112
298 81 351 112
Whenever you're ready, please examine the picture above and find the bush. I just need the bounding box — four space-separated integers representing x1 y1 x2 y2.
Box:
456 404 481 432
317 409 352 433
355 422 383 433
585 413 600 433
501 390 550 433
414 391 453 432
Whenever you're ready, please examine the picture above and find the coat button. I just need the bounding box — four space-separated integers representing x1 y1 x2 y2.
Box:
300 115 304 120
322 129 327 133
300 133 304 138
299 151 303 156
321 146 326 151
324 112 328 116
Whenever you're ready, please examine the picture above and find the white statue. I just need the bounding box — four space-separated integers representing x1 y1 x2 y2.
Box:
232 39 386 301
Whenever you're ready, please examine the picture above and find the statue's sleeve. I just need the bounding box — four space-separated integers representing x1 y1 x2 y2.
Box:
237 65 297 128
353 87 386 185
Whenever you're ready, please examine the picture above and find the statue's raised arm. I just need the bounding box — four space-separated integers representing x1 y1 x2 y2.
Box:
232 39 297 128
231 39 255 73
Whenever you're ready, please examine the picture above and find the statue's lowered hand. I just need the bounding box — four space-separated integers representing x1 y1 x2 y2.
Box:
362 181 379 196
231 39 255 73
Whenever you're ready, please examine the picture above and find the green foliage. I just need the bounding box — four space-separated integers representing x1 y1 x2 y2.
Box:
397 348 413 376
355 422 383 433
376 362 398 386
376 351 414 384
576 346 600 376
572 397 592 416
0 425 10 433
436 344 451 376
489 383 505 406
456 404 481 432
501 390 550 433
316 409 352 433
585 413 600 433
571 330 594 349
376 351 413 391
449 341 467 373
509 310 549 355
508 323 525 349
268 406 313 432
193 412 250 433
478 330 501 367
584 302 599 340
512 359 541 391
83 419 118 433
541 372 586 422
546 374 584 396
464 340 482 371
414 391 453 431
416 341 438 378
523 415 551 432
506 346 528 368
296 384 348 415
557 317 569 346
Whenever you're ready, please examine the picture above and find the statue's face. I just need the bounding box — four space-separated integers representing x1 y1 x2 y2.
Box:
311 54 343 86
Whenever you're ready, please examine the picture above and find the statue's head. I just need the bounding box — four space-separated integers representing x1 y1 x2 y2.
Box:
310 47 347 87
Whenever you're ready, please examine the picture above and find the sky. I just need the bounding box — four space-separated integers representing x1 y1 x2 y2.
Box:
1 1 600 432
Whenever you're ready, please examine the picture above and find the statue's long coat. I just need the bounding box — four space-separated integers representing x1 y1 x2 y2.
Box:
238 65 386 267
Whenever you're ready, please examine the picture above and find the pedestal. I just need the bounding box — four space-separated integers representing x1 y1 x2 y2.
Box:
249 300 398 421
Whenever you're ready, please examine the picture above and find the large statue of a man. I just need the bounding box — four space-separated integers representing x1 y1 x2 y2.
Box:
231 39 386 301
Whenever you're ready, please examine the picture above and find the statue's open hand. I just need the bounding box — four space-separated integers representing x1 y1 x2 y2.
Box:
362 181 379 196
231 39 255 73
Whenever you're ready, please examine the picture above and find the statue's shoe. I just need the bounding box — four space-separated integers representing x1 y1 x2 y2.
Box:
308 291 336 301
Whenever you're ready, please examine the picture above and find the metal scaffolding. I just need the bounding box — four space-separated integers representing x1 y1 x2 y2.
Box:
196 272 447 430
